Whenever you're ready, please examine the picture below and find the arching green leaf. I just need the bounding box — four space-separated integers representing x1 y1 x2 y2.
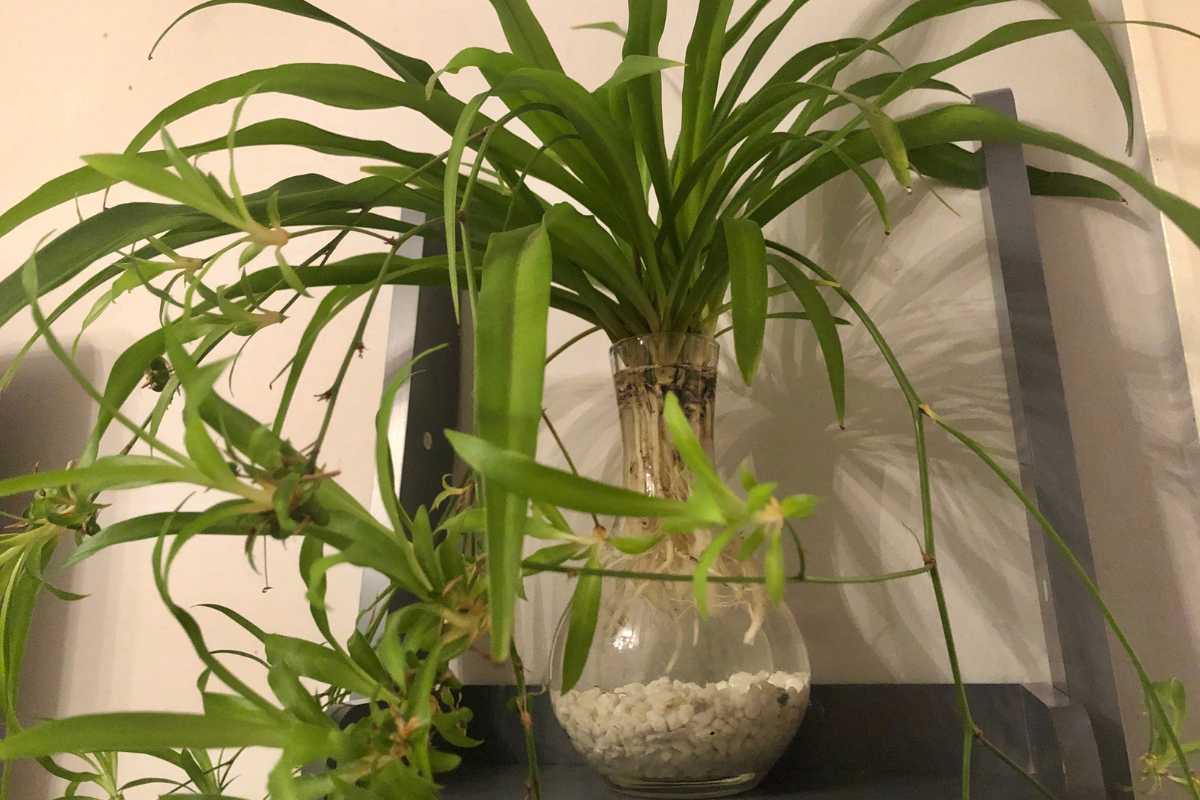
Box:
722 217 768 384
486 0 563 71
560 551 601 692
769 256 845 427
753 104 1200 253
152 0 437 85
473 224 553 659
447 431 690 519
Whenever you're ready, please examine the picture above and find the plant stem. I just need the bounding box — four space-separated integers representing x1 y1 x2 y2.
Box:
502 133 581 231
930 562 975 799
767 240 978 798
783 229 1195 796
528 563 931 585
932 412 1200 799
307 219 438 467
288 225 398 244
509 642 542 800
545 326 602 366
540 409 601 530
917 412 976 799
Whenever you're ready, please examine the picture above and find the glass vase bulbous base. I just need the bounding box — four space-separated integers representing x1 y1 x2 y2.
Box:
550 595 811 799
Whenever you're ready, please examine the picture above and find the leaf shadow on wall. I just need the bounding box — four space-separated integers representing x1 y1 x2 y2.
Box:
718 171 1053 684
1030 181 1200 716
0 347 105 800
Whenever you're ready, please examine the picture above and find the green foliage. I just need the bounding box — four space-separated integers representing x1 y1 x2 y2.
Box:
1 2 1199 799
560 549 602 692
722 217 768 384
472 225 553 659
1141 679 1200 792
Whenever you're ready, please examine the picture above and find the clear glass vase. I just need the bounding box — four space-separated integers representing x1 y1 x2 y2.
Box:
550 333 811 799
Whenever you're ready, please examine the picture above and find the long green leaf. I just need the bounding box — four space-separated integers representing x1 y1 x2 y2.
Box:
623 0 673 226
447 431 691 519
770 256 846 426
298 537 339 651
827 142 893 233
876 18 1199 118
162 330 238 487
151 0 437 85
405 638 444 722
1 171 427 332
264 635 375 697
817 86 911 189
498 67 663 296
374 345 447 535
0 457 199 499
0 714 313 758
693 527 737 618
112 63 582 206
722 217 768 384
677 0 734 188
910 142 1123 201
762 37 880 90
560 551 602 692
486 0 563 71
2 547 51 740
661 393 741 517
1038 0 1132 152
524 542 587 572
0 202 203 327
714 0 811 124
198 602 268 643
66 511 257 566
543 203 657 326
435 47 614 220
596 55 682 96
443 92 490 320
82 153 244 229
574 21 625 37
409 507 445 591
267 663 329 727
723 0 773 52
473 225 553 659
754 104 1200 253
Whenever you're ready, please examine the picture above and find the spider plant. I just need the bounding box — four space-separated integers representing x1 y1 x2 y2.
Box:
0 1 1198 798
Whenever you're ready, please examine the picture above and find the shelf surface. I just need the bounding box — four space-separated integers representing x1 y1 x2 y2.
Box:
335 684 1090 796
443 764 1048 799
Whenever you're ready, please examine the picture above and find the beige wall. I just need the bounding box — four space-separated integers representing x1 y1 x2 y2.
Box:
1 1 1198 796
1124 1 1200 421
1116 2 1200 785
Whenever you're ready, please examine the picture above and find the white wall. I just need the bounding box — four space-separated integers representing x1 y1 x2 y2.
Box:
1124 1 1200 420
1 1 1197 796
1115 0 1200 781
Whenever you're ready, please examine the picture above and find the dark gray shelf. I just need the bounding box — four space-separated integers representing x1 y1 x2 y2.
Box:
425 684 1092 799
444 765 1048 799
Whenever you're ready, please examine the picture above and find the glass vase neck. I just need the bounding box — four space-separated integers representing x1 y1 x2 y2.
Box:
610 334 718 504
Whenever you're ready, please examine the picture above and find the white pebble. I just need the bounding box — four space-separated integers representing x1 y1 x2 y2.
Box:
554 671 810 782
